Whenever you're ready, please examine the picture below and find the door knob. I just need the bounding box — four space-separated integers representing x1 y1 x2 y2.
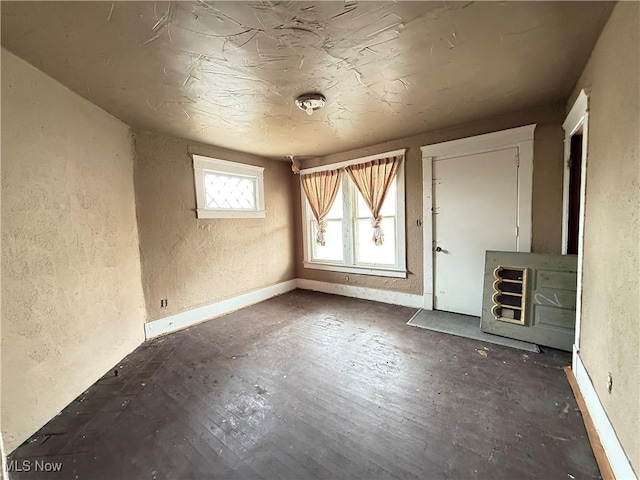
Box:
435 246 443 252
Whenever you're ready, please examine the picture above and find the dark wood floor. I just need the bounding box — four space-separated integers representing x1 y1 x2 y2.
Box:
9 290 599 480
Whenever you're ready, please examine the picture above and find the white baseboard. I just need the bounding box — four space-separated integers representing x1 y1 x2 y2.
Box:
573 349 637 480
296 278 424 309
145 278 424 339
144 279 298 339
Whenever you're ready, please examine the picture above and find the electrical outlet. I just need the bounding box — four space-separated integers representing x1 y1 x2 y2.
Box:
160 299 168 308
607 373 613 394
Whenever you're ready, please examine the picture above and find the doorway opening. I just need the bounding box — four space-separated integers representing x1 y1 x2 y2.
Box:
562 89 589 364
566 131 583 255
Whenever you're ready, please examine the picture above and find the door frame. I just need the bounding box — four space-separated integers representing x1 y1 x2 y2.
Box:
562 90 589 367
420 125 536 310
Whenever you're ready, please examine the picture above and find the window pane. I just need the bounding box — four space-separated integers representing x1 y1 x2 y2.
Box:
355 217 396 265
325 184 343 220
204 173 256 210
379 180 397 217
356 188 369 217
355 177 396 217
311 220 343 262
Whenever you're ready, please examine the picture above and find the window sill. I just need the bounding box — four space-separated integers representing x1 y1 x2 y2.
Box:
196 209 265 219
303 261 407 279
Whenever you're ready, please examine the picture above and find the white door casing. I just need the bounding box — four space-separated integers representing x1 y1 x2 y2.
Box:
432 148 519 316
421 125 535 312
562 90 589 367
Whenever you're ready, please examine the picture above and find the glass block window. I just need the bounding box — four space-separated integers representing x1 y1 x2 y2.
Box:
193 155 265 219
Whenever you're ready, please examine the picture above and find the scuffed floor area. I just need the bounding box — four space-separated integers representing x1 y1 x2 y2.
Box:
8 290 599 479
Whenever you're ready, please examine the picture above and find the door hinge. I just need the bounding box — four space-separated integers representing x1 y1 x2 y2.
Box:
516 154 520 167
516 226 520 237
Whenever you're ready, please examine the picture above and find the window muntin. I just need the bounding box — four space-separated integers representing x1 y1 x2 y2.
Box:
302 162 406 278
193 155 265 219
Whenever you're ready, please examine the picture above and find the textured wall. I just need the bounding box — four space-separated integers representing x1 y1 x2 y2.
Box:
133 131 296 323
1 49 146 453
0 29 4 474
294 104 566 295
569 3 640 474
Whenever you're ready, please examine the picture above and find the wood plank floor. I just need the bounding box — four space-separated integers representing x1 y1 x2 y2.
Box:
8 290 600 479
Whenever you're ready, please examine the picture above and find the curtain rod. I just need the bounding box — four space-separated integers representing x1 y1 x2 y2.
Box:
299 148 406 175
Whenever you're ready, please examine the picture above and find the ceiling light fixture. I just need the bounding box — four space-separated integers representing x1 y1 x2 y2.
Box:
295 93 326 116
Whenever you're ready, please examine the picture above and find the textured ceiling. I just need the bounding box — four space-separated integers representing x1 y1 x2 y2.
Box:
1 1 612 159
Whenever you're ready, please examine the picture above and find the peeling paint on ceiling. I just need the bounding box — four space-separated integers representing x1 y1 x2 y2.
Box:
1 1 612 159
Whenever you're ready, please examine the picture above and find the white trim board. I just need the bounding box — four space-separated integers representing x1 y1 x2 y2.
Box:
563 90 589 136
420 125 536 159
421 146 434 311
302 261 407 278
573 350 637 480
564 90 589 354
144 280 298 339
296 279 424 309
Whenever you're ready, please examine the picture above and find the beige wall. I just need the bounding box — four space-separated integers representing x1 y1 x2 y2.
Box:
133 131 296 323
0 15 5 475
294 104 566 294
569 3 640 474
1 9 4 473
1 49 146 453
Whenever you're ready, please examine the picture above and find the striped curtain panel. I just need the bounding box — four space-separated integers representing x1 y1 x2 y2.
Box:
346 156 401 246
300 169 343 246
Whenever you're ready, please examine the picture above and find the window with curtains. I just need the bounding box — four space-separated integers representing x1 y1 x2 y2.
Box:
301 155 407 278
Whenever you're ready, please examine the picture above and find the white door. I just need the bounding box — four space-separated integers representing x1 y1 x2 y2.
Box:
433 147 519 316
